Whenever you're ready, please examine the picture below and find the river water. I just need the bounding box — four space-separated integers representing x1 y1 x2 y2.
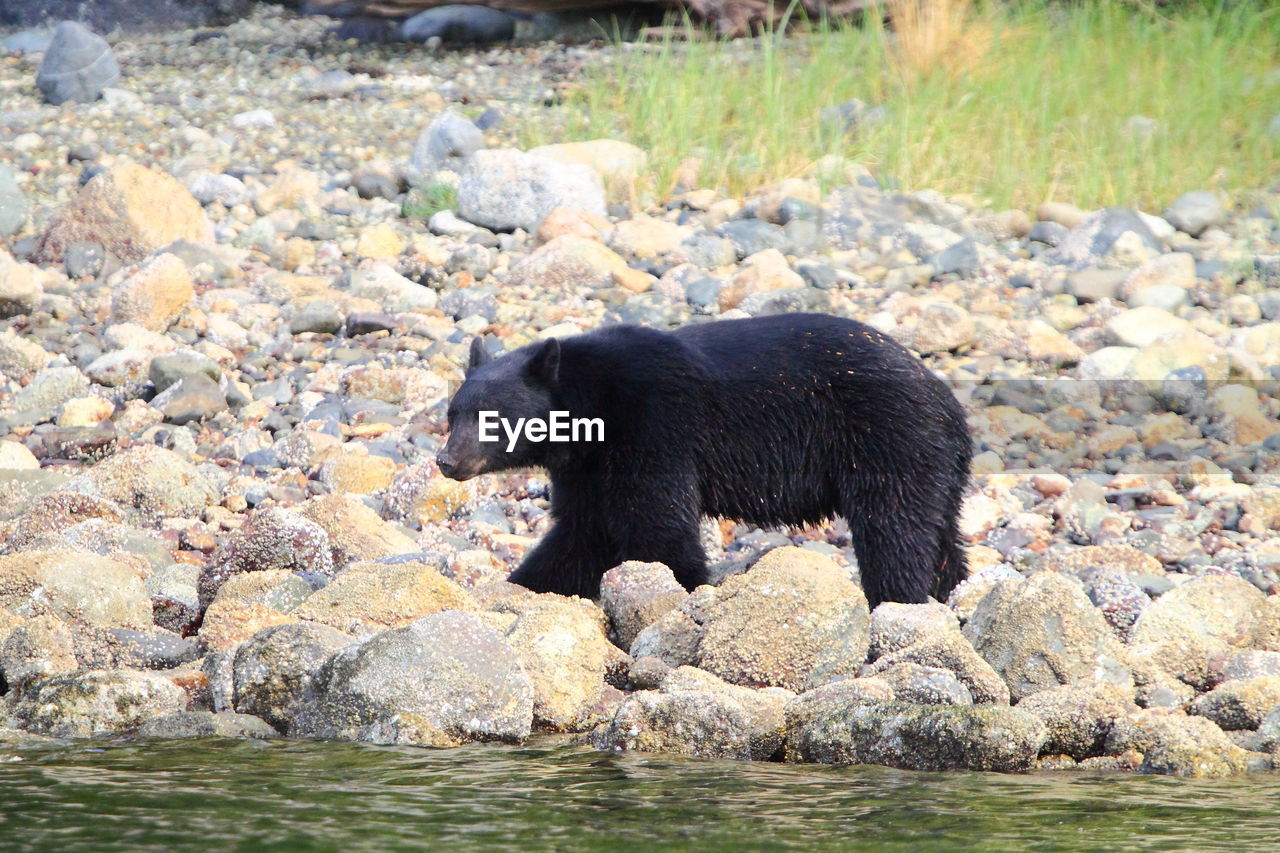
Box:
1 740 1277 851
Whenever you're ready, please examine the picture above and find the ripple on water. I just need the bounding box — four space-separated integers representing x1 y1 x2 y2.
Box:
1 740 1277 852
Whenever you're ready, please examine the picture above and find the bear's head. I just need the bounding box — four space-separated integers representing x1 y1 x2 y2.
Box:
437 337 562 481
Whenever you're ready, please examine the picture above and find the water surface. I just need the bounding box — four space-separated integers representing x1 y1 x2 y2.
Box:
1 740 1276 851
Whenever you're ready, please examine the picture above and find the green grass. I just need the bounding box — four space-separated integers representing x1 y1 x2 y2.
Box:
402 178 459 220
522 0 1280 211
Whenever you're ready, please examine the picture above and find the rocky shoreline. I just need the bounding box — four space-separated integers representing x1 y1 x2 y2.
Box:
2 7 1280 779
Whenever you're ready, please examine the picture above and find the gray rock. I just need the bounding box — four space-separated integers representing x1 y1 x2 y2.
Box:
695 547 869 692
352 172 400 201
411 111 483 180
1029 220 1068 246
913 300 976 353
106 627 200 670
1065 268 1128 302
294 610 534 746
1047 208 1163 268
198 507 334 609
347 265 437 313
63 241 105 278
1106 710 1251 777
149 349 222 393
137 711 279 740
594 665 792 761
444 243 492 279
35 21 120 106
864 633 1009 705
1188 676 1280 731
441 285 500 322
869 601 961 660
786 699 1046 771
963 572 1132 701
684 276 721 310
1163 191 1226 237
1129 574 1266 689
186 172 249 207
146 562 200 635
233 621 353 731
427 209 480 238
0 165 28 237
10 670 188 737
874 662 973 705
737 287 832 316
400 6 516 44
154 373 227 425
0 614 77 691
931 238 980 277
457 148 605 232
500 595 616 733
681 233 737 268
717 220 789 259
290 299 344 335
599 561 688 649
2 29 53 53
1017 682 1135 760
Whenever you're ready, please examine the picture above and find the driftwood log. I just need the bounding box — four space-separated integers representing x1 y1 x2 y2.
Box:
307 0 876 36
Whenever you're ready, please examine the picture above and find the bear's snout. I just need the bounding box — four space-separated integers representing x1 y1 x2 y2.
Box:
436 449 481 481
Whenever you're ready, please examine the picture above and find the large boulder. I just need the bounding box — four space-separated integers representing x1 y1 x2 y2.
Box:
137 711 278 740
34 163 212 264
496 595 616 732
457 148 606 233
294 611 534 746
65 444 217 524
293 494 418 570
695 547 869 692
1017 683 1137 760
963 572 1131 701
196 570 310 651
0 614 79 691
864 632 1010 705
594 666 792 761
1188 677 1280 731
34 21 119 105
0 550 151 631
599 561 688 649
9 670 188 737
1105 710 1254 777
198 506 334 610
1130 575 1267 689
868 600 961 660
786 699 1046 772
232 621 354 731
291 559 475 637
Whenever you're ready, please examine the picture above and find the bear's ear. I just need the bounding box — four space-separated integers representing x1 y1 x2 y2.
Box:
467 338 491 374
526 338 560 386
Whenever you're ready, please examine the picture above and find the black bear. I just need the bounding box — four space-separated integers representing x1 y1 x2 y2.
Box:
437 313 971 608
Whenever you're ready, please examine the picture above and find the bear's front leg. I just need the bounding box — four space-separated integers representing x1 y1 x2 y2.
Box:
507 523 613 599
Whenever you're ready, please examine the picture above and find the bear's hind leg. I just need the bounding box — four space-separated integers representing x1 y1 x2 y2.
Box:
839 481 947 608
